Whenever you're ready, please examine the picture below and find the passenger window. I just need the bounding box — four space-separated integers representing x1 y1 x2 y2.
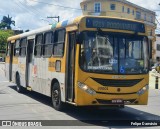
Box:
43 32 53 57
53 29 66 56
20 38 27 57
34 34 43 57
14 40 20 57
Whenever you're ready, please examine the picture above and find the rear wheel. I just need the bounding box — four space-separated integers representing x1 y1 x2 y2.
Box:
16 74 25 93
51 82 64 111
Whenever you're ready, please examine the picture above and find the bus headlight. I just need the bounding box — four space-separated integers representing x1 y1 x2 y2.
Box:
137 85 149 95
78 82 96 95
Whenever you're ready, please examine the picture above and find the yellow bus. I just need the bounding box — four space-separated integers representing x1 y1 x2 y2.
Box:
6 16 150 110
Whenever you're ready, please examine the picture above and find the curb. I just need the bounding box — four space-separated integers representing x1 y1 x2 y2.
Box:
151 73 160 78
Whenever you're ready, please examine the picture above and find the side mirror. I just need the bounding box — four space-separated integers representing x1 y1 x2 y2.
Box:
76 32 83 44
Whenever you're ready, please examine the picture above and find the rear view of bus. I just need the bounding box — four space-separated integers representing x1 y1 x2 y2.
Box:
75 17 149 107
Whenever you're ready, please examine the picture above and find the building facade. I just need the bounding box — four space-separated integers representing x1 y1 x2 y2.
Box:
80 0 156 60
155 35 160 61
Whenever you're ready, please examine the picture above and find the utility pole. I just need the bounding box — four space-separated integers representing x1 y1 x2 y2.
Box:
47 16 60 23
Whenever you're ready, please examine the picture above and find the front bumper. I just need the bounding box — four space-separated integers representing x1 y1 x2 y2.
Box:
75 87 148 106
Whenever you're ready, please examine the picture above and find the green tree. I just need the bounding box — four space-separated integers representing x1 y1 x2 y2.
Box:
1 14 15 29
0 30 14 54
0 22 7 29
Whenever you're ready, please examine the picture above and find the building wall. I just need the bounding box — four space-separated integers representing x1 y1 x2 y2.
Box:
80 0 156 60
155 35 160 60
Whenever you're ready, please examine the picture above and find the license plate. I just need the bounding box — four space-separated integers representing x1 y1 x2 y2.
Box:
112 99 124 104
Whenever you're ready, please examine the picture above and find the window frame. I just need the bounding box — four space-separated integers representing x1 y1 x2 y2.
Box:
84 4 87 11
122 6 125 12
43 31 54 58
144 14 147 21
19 38 27 57
94 2 101 13
150 16 153 23
34 33 44 58
53 29 66 57
110 4 116 10
14 39 20 57
132 10 134 15
136 11 141 19
127 8 130 14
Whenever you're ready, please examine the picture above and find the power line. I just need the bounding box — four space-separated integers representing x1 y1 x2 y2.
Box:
15 0 37 16
22 0 42 15
29 0 82 11
29 0 160 20
12 0 51 30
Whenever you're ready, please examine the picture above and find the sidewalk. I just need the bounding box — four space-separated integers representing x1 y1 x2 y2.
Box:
149 71 160 89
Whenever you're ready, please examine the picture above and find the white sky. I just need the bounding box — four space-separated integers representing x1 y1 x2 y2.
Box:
0 0 160 32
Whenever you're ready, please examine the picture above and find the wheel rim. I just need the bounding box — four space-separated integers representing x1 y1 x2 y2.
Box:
52 89 60 106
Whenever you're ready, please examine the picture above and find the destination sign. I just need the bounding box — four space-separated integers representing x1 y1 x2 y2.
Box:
86 18 145 33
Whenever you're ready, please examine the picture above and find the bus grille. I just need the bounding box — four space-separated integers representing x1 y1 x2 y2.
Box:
92 78 143 87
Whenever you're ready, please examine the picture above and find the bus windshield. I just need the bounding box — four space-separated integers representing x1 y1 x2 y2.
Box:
80 31 149 74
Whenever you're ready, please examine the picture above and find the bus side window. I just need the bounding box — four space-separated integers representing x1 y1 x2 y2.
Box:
20 38 27 57
14 40 20 57
43 32 53 57
53 29 66 57
34 34 43 57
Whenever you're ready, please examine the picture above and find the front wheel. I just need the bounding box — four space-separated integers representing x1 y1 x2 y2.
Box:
51 82 64 111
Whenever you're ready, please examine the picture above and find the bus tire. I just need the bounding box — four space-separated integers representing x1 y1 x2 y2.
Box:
16 74 24 93
51 82 64 111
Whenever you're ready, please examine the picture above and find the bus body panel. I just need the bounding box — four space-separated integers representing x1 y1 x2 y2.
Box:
18 57 27 87
12 57 19 83
5 56 10 81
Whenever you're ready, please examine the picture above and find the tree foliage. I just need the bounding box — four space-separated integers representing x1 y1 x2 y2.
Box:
0 14 15 29
0 30 14 53
0 15 14 55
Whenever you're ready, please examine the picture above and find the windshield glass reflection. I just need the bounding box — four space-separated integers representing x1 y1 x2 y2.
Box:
80 32 148 74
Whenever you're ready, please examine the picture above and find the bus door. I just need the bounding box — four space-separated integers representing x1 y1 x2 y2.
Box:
26 39 34 87
66 32 76 102
9 43 14 81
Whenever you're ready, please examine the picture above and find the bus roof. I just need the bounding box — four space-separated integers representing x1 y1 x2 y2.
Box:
7 16 84 42
7 15 145 42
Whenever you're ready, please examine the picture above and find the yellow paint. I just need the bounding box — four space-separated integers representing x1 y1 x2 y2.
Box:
74 60 149 105
7 35 20 42
27 87 32 91
66 26 78 32
5 56 18 64
13 57 18 64
11 40 15 43
48 57 66 73
73 60 149 105
5 56 10 63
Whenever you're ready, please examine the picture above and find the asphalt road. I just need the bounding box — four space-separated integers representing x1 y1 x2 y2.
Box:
0 63 160 129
